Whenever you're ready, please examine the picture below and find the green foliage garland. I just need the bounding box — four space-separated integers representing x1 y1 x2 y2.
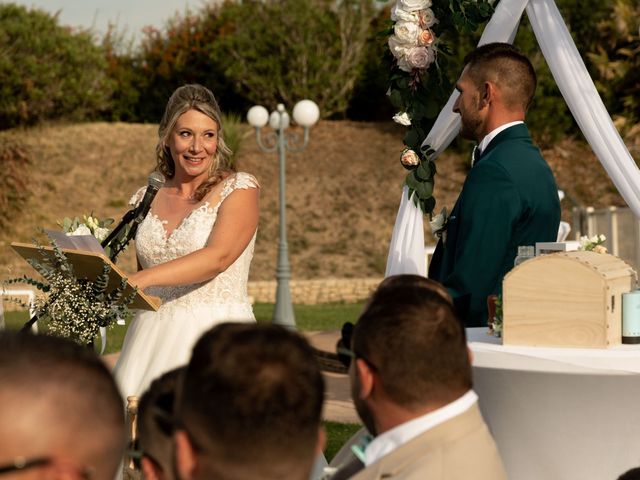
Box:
386 0 494 215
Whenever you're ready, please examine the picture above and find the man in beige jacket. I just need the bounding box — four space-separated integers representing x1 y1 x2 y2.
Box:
331 275 507 480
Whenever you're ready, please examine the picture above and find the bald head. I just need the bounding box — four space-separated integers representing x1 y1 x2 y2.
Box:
0 332 125 480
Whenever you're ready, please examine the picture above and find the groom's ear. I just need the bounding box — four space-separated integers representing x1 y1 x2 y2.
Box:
174 430 198 480
481 81 498 108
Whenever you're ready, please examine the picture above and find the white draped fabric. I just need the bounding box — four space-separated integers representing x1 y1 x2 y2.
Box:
385 0 640 277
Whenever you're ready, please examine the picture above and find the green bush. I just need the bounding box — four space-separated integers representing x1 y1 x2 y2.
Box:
0 3 114 129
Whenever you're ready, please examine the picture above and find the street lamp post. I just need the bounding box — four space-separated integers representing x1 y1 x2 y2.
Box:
247 100 320 329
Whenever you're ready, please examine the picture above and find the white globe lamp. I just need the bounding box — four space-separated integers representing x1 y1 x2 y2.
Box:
269 105 290 130
247 105 269 128
293 100 320 127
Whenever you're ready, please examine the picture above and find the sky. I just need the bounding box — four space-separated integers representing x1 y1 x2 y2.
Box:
8 0 207 45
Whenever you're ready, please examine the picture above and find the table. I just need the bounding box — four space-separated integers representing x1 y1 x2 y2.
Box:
468 327 640 480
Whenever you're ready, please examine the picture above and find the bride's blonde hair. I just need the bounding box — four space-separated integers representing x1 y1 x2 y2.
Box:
156 84 235 201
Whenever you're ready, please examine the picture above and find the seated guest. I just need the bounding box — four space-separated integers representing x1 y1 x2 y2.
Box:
174 323 325 480
0 331 125 480
137 367 185 480
332 274 507 480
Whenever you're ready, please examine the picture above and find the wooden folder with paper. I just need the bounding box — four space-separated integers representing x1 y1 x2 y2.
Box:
11 232 160 311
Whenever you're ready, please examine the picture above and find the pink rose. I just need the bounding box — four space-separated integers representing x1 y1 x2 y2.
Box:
418 29 435 46
406 46 435 69
419 8 437 28
401 148 420 167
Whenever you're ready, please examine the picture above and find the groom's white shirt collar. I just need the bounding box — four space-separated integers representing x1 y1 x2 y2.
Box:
478 120 524 155
363 390 478 467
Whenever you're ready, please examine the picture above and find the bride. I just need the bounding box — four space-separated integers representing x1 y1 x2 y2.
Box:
114 84 259 398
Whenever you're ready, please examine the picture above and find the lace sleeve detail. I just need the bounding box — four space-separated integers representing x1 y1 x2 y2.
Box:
218 172 260 203
128 186 147 207
233 172 260 190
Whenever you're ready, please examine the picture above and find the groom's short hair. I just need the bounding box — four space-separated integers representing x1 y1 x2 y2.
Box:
464 42 537 111
0 331 125 480
354 275 471 410
178 323 324 480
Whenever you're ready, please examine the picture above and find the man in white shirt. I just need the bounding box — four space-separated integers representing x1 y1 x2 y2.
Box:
331 274 507 480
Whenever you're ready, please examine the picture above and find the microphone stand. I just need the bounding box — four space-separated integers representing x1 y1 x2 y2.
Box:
101 207 139 263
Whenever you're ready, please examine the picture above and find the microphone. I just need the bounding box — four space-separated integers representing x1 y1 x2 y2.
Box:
134 172 166 223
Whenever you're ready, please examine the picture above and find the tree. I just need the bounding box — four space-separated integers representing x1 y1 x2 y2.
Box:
213 0 377 118
0 4 113 129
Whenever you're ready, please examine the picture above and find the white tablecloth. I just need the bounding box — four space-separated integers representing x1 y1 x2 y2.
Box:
468 327 640 480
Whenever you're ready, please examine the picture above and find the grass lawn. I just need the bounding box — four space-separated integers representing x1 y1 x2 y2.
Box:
3 301 365 354
2 302 364 461
323 420 362 462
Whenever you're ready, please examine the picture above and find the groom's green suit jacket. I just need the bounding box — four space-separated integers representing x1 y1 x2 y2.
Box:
429 124 560 327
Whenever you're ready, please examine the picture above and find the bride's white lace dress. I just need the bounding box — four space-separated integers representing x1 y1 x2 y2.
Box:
114 172 259 398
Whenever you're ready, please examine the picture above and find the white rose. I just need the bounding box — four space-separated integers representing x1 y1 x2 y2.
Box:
394 20 421 45
419 8 438 28
68 224 92 236
397 55 412 72
401 148 420 166
388 35 411 60
93 227 110 242
406 46 435 69
391 4 418 22
399 0 432 12
393 112 412 126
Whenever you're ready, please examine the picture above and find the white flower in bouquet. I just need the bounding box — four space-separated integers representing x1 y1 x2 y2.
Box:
419 8 438 28
388 35 412 60
400 148 420 166
93 227 110 242
393 112 412 126
407 46 435 69
60 214 114 244
391 4 419 22
578 234 607 253
399 0 432 12
394 20 421 45
396 55 413 73
68 224 92 236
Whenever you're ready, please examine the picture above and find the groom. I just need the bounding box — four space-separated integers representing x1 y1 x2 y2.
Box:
429 43 560 327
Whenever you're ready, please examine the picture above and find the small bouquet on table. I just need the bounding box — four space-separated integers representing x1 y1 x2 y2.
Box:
5 214 160 352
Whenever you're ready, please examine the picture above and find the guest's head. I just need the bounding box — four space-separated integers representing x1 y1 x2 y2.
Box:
347 274 471 436
175 323 325 480
0 331 125 480
453 42 537 142
137 367 185 480
156 84 235 198
619 467 640 480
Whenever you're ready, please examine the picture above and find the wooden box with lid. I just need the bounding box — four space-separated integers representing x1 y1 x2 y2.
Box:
502 251 637 348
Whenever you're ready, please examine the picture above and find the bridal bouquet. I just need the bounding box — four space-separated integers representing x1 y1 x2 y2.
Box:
387 0 494 215
4 214 136 348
